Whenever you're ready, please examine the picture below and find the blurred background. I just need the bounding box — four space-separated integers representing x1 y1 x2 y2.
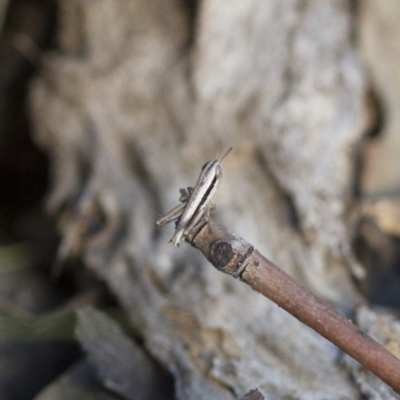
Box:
1 1 400 399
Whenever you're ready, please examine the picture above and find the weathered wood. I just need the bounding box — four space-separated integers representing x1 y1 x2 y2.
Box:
29 0 400 399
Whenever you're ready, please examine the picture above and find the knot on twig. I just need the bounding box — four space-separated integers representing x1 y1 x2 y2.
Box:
211 241 234 269
209 239 254 278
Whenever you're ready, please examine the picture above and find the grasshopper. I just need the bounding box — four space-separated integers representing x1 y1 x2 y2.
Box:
157 143 232 247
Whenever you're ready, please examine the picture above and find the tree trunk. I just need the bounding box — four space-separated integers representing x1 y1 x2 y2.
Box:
29 0 400 399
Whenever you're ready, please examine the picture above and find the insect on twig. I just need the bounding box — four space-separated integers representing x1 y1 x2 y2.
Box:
156 143 233 247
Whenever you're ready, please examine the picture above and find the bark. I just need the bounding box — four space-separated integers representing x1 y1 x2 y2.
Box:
29 0 400 399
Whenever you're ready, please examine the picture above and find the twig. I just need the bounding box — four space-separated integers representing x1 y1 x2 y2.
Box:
184 219 400 394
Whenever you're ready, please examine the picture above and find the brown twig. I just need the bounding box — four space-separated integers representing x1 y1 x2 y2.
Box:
186 219 400 394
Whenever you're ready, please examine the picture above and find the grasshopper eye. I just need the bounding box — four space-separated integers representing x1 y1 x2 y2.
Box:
201 161 213 171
